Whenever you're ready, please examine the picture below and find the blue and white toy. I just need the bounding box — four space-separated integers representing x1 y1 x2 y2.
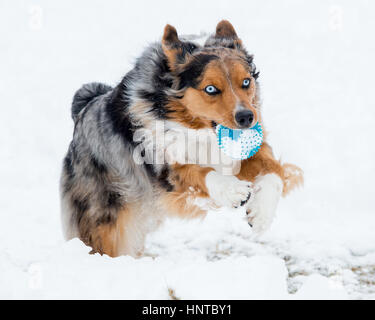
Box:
216 122 263 160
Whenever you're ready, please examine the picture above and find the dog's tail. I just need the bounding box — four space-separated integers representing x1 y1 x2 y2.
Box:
71 82 112 122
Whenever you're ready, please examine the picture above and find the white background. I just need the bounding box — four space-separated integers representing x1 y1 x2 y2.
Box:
0 0 374 299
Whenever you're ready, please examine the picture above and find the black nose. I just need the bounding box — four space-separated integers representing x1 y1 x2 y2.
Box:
235 110 254 128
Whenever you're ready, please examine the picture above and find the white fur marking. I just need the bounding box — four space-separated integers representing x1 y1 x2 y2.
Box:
205 171 253 208
246 173 283 234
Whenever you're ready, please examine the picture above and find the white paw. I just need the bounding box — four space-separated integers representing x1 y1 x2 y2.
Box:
205 171 253 208
246 173 283 234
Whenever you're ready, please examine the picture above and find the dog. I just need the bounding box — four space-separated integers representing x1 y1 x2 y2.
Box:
60 20 303 257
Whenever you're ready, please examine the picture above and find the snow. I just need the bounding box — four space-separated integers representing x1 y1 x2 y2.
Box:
293 274 349 300
1 0 375 299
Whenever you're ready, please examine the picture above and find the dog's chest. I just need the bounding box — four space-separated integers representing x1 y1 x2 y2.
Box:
163 122 241 175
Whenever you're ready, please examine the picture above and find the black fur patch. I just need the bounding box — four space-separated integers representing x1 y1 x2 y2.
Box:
158 166 174 192
82 155 108 179
137 56 173 119
241 52 259 79
251 67 260 80
71 197 89 224
178 54 219 89
144 163 157 178
176 41 199 63
95 212 114 225
95 191 122 226
143 164 174 192
138 90 170 119
106 72 139 145
90 155 107 174
104 191 122 208
153 56 173 88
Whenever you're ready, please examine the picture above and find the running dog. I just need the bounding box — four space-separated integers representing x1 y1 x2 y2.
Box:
60 20 303 257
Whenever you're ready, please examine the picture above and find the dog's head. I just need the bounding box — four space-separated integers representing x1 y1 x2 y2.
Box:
163 20 260 130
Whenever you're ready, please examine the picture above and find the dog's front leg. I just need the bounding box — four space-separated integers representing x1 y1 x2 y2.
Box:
245 173 283 234
205 171 254 208
172 164 253 209
236 143 284 234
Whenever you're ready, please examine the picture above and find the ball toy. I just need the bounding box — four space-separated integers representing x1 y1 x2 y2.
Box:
216 122 263 160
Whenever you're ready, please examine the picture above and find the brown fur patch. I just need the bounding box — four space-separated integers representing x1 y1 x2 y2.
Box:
216 20 238 38
170 164 213 195
215 20 243 47
162 24 184 71
236 142 304 197
167 99 212 129
161 191 207 219
236 142 284 182
85 206 143 257
86 208 127 257
282 163 304 196
160 164 216 219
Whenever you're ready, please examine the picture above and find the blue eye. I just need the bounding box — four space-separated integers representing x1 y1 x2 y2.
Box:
204 85 220 95
242 78 251 88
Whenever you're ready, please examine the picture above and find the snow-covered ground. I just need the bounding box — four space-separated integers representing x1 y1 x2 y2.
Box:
1 0 375 299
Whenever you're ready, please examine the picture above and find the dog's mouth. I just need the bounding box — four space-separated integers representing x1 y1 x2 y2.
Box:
211 120 256 132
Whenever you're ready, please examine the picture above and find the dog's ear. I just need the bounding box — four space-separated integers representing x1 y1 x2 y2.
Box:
163 24 180 46
215 20 238 39
162 24 190 71
212 20 243 48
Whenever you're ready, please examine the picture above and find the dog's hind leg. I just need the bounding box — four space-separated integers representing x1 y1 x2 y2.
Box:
85 205 147 258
